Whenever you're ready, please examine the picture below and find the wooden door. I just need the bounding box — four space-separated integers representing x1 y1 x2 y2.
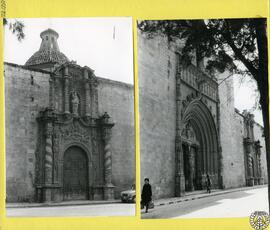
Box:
63 146 88 200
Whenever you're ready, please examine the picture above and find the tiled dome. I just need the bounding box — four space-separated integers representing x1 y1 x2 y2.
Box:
25 28 69 67
25 49 69 66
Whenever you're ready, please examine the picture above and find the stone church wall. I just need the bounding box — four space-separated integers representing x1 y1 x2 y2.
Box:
139 32 267 198
233 111 247 185
97 77 135 198
233 111 268 185
138 33 177 199
5 63 135 201
218 73 246 188
5 63 50 202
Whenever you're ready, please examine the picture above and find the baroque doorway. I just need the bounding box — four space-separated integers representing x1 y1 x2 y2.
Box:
63 146 89 200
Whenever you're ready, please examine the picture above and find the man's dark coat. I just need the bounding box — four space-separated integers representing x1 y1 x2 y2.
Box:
141 184 152 204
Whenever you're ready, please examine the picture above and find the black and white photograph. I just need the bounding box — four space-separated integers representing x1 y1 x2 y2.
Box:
4 17 135 217
138 18 269 219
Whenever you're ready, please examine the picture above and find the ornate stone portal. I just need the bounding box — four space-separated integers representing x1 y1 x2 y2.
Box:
243 112 264 186
36 63 115 202
175 54 223 197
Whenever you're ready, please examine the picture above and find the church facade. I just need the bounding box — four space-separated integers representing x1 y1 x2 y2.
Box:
138 32 268 199
5 29 135 202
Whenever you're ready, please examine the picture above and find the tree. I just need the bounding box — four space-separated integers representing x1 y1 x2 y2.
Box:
3 18 25 41
138 18 269 210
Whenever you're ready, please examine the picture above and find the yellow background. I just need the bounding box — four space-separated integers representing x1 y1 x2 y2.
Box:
0 0 269 229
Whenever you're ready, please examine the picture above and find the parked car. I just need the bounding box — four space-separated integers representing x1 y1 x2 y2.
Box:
120 184 135 203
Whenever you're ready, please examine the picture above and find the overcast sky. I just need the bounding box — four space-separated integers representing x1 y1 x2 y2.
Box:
233 75 263 125
4 17 133 84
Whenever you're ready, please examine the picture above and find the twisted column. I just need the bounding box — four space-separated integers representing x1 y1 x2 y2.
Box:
257 151 264 185
246 143 253 177
247 153 253 176
104 130 112 184
101 112 115 200
43 120 54 202
258 153 262 177
44 122 53 184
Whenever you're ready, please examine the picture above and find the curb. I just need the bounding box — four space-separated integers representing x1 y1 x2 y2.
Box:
7 200 122 209
154 185 267 207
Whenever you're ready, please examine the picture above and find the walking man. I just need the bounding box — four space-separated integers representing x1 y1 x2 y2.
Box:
206 174 211 193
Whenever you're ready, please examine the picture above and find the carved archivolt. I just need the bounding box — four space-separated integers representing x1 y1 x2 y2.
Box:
180 98 220 180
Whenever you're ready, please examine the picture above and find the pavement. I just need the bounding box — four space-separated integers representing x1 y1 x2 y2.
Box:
152 184 267 207
7 184 266 209
141 185 268 219
6 203 135 217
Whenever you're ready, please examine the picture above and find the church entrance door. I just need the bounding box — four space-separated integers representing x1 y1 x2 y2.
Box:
183 144 200 192
63 146 88 200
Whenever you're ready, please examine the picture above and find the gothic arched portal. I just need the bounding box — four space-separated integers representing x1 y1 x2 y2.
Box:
180 98 221 192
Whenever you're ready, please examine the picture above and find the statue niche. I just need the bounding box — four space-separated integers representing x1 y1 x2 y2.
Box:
70 91 80 116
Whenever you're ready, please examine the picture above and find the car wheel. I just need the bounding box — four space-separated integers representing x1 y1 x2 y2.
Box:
132 196 136 203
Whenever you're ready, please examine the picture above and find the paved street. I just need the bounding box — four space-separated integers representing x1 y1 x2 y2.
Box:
142 187 268 219
7 203 135 217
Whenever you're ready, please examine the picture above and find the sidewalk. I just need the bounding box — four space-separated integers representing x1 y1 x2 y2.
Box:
7 185 267 209
7 199 122 209
154 184 267 207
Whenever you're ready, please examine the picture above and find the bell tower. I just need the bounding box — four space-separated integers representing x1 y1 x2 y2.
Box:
39 28 60 51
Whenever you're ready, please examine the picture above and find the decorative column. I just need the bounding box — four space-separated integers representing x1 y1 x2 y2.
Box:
43 108 54 202
84 68 91 117
63 66 70 114
255 141 264 185
101 112 115 200
90 78 99 118
244 137 254 186
175 52 185 197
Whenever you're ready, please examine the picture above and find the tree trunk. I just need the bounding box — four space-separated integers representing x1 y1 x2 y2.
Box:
260 82 270 212
254 18 269 212
260 97 269 212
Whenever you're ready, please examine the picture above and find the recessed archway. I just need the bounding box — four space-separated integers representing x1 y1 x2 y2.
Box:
181 98 220 190
63 146 89 200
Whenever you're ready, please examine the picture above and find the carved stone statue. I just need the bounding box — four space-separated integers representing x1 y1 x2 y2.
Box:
71 91 79 115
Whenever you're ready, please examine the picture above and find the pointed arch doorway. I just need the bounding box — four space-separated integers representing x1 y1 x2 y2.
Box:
179 98 221 192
